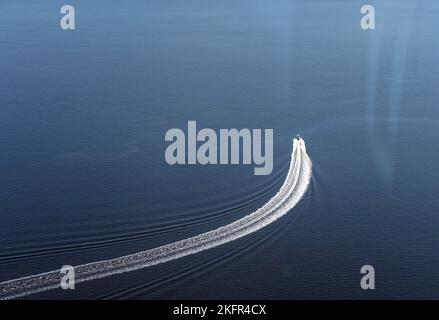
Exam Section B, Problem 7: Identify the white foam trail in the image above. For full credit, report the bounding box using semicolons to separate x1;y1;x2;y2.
0;138;312;300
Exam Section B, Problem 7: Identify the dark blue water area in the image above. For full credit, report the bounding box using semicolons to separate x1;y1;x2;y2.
1;0;439;298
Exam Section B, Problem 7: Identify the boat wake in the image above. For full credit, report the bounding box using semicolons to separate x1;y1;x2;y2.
0;137;312;299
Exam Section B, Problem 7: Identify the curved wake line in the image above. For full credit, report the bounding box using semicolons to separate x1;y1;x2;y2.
0;138;312;300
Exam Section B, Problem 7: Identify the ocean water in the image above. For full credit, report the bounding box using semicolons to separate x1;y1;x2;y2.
1;0;439;299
